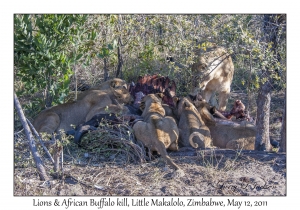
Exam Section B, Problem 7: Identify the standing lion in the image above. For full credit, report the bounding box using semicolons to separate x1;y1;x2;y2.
191;46;234;111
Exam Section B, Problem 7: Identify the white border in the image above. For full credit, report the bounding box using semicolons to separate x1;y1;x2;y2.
3;1;297;209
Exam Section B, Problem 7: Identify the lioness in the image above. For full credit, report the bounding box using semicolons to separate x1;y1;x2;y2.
132;94;184;176
85;104;131;120
68;78;128;102
90;78;127;90
191;46;234;111
192;98;256;150
33;86;132;135
176;97;213;149
207;120;256;150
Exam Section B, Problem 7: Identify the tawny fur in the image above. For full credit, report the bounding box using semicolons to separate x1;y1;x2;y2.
33;86;132;134
90;78;127;91
207;120;256;150
191;46;234;111
176;97;213;149
162;104;178;124
193;100;256;150
132;94;183;176
69;78;128;102
85;104;131;117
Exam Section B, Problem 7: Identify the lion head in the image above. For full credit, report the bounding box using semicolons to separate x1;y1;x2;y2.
110;86;134;105
139;93;164;112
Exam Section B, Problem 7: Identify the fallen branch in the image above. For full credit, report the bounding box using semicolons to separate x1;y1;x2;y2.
14;92;48;181
26;118;55;164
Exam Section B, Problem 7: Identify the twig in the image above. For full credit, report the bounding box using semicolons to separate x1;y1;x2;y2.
106;176;111;186
14;128;24;135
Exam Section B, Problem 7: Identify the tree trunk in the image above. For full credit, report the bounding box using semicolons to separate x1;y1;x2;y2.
255;81;272;151
14;92;49;181
280;96;286;152
255;14;285;151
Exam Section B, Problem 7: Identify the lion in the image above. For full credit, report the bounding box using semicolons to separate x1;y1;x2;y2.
132;93;184;177
162;104;178;124
90;78;127;90
207;120;256;150
33;86;133;135
191;46;234;111
68;104;142;144
175;97;213;149
192;97;256;150
84;104;131;119
68;78;128;102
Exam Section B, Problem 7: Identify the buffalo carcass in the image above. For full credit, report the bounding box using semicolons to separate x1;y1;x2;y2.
129;74;177;108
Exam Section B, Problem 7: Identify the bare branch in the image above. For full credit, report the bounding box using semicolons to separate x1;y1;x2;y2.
14;92;49;181
26;118;55;164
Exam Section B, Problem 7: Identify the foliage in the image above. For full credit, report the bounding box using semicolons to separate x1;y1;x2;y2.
14;14;89;110
14;14;286;113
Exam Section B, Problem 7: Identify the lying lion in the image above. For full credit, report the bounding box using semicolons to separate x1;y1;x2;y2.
192;98;256;150
132;93;184;177
90;78;127;90
33;86;132;135
68;78;128;102
85;104;131;118
191;46;234;111
175;97;213;149
208;120;256;150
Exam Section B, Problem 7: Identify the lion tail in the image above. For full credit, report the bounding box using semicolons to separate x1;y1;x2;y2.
189;132;205;149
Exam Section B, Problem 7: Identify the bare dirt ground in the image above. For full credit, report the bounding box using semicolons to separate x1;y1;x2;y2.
13;91;286;196
14;148;286;196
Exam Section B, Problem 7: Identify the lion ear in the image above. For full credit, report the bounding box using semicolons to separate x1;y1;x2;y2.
155;93;164;99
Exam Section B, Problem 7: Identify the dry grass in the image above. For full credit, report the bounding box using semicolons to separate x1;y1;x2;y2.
14;153;286;196
13;87;286;196
14;127;286;196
